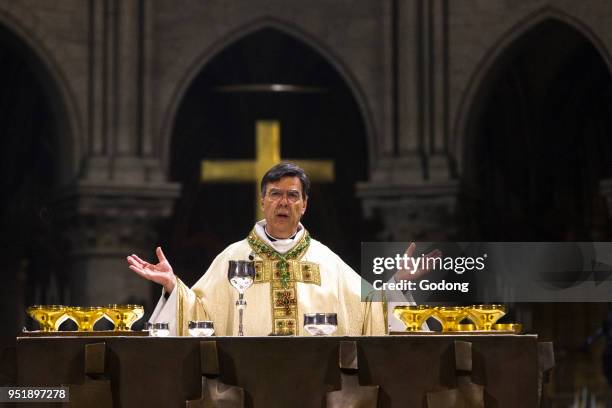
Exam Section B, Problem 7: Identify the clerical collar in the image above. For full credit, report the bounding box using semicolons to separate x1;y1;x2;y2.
254;220;305;254
264;226;298;242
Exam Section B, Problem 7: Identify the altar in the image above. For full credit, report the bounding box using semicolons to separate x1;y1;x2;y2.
11;334;547;407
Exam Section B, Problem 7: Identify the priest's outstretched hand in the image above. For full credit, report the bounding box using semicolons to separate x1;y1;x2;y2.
393;242;442;282
127;247;177;293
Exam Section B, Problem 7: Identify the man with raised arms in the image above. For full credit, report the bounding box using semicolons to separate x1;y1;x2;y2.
127;162;390;336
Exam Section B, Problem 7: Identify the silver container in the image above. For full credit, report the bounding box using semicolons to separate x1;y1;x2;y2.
303;313;337;336
149;322;170;337
188;320;215;337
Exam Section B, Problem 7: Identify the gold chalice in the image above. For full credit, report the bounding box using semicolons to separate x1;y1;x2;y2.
105;304;144;331
466;304;507;331
67;306;106;331
433;306;468;332
393;305;434;331
27;305;69;332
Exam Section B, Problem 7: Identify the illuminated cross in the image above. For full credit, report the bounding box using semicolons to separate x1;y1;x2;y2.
201;120;335;220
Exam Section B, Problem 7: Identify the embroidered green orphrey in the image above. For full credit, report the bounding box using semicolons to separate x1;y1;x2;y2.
247;231;311;288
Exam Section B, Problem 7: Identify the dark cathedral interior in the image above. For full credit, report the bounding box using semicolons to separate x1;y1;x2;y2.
1;0;612;406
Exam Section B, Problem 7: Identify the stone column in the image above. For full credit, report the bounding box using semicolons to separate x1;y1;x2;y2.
53;181;180;310
360;0;457;241
357;171;458;241
62;0;182;311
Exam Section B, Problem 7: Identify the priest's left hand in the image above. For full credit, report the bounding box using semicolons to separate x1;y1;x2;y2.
393;242;442;282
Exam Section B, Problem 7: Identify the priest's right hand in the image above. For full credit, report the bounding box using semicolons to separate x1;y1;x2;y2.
127;246;176;294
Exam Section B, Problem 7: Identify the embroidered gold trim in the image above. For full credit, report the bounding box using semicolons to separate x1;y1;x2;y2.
176;278;186;336
247;229;319;335
247;228;310;262
254;260;320;286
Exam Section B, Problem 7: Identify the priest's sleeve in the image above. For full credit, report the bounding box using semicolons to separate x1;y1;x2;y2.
335;256;388;336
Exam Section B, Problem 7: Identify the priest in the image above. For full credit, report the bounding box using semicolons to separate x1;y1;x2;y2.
127;162;389;336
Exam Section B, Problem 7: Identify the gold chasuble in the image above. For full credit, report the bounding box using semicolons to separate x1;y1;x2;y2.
169;222;386;336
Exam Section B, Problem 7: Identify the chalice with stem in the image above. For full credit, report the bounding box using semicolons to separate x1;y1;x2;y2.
228;260;256;336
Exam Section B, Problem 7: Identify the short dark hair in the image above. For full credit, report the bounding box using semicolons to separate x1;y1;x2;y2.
261;162;310;199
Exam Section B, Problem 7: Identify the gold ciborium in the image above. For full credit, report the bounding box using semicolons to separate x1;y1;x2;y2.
433;306;468;332
67;306;106;331
27;305;69;332
393;305;434;331
467;304;507;331
105;304;144;331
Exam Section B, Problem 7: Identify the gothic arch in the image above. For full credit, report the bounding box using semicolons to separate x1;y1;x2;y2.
0;6;81;183
160;17;376;173
452;6;612;177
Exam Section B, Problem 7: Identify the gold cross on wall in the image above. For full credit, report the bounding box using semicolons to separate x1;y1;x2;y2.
201;120;335;220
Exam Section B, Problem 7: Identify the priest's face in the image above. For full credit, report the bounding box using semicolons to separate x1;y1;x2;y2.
261;176;308;239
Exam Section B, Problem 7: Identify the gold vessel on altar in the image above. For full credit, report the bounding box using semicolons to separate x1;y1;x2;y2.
393;305;435;331
456;323;476;331
26;304;145;333
27;305;70;331
392;304;521;334
67;306;106;331
466;304;507;331
433;306;468;332
492;323;522;334
104;304;144;331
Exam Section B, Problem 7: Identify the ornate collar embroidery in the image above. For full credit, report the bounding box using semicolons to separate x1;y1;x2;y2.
247;228;311;288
